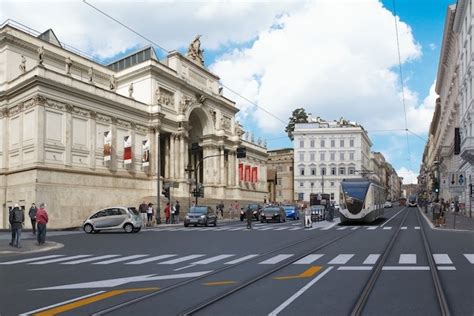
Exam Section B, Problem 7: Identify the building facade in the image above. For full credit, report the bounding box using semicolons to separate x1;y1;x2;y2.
293;117;372;203
267;148;294;203
0;22;268;228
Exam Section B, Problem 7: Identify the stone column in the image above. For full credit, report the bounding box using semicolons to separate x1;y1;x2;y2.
169;134;175;179
65;106;73;167
220;147;225;185
227;150;233;186
234;152;239;187
180;134;185;179
90;112;97;169
165;136;170;178
36;105;45;163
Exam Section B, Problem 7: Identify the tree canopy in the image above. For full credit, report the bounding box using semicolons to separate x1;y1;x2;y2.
285;108;309;141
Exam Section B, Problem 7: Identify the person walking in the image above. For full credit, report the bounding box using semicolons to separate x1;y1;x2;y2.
218;201;224;219
174;201;180;224
304;203;312;228
36;203;49;245
164;202;171;224
9;204;24;248
326;203;335;222
146;203;154;227
432;198;441;227
138;201;148;225
29;203;37;235
246;205;253;229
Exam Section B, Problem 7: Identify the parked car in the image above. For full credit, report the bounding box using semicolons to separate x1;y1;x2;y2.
184;206;217;227
240;203;262;221
384;201;393;208
83;206;142;234
282;205;300;220
260;206;286;223
310;205;326;221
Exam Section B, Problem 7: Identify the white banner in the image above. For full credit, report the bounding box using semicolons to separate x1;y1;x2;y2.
103;131;112;162
142;139;150;167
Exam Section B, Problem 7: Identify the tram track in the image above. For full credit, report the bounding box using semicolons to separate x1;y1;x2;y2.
350;207;451;316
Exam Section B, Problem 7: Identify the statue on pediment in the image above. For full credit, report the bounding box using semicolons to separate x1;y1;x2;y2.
65;57;73;75
179;95;193;114
37;46;44;65
19;55;26;73
128;82;134;98
109;74;117;90
186;35;204;66
88;66;94;83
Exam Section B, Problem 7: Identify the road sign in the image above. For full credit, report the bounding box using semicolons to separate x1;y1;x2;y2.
448;172;466;189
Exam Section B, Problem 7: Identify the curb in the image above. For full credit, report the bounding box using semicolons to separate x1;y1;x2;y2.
417;206;435;229
417;205;473;233
0;241;64;255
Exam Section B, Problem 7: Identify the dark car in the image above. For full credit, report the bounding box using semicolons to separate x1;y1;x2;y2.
260;206;286;223
184;206;217;227
310;205;326;222
240;203;262;221
282;205;300;220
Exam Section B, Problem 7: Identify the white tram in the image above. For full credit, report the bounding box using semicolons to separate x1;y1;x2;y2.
339;178;386;223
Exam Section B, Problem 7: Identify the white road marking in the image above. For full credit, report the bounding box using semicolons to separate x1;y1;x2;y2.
290;227;303;231
381;208;404;227
433;254;453;265
367;226;378;230
363;254;380;265
338;266;373;271
158;254;205;265
401;226;407;230
19;291;106;315
62;255;120;265
125;254;177;265
321;222;338;230
92;255;148;265
30;255;92;265
256;227;274;231
268;267;333;316
191;255;235;265
437;266;456;271
328;254;354;264
228;227;246;231
383;227;392;230
464;254;474;264
382;266;429;271
0;255;64;265
275;227;290;231
224;254;259;265
308;226;320;231
294;254;324;264
351;227;359;230
259;254;293;264
31;271;212;290
414;226;421;230
292;223;300;226
337;227;348;230
399;254;416;264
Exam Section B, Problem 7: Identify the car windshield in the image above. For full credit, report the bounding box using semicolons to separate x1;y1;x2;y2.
128;207;139;215
247;204;259;210
311;206;325;211
189;207;207;214
263;207;279;213
283;206;296;211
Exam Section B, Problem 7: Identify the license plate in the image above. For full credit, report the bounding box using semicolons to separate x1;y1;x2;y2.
190;219;198;223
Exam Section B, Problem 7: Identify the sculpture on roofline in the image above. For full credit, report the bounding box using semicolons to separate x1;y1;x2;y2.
186;35;204;66
37;46;44;65
88;66;94;83
65;57;72;75
128;82;134;98
19;55;26;73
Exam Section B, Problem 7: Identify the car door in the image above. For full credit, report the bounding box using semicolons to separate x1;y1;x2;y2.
109;208;127;227
92;209;109;228
207;207;216;223
100;208;123;229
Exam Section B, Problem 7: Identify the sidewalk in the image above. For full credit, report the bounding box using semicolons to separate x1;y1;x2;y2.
0;239;63;255
418;205;474;232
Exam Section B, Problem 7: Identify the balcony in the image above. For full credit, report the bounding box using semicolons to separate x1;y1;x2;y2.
460;136;474;163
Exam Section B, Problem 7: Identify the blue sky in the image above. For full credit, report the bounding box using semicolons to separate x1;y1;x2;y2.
1;0;455;183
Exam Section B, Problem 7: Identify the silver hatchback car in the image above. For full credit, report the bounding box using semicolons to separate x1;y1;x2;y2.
83;206;142;233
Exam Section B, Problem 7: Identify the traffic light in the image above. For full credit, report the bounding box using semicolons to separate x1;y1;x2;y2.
432;181;439;193
162;187;170;199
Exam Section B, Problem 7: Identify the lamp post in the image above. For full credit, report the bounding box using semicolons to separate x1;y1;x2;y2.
185;165;194;210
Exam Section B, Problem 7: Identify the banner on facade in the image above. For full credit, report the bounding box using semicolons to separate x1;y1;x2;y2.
103;131;112;162
245;165;251;182
251;167;258;183
123;136;132;164
239;163;244;181
142;139;150;167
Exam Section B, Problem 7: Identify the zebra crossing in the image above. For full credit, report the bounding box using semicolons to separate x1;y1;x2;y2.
1;252;472;270
148;225;423;232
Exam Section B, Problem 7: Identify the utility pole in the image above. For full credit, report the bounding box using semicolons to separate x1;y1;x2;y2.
155;129;161;224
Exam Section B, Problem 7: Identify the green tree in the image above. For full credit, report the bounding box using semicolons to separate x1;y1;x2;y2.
285;108;309;141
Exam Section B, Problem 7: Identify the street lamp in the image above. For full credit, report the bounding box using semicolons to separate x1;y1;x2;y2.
185;165;194;210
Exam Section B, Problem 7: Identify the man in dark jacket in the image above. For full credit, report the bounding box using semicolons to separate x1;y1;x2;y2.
29;203;37;235
246;205;253;229
9;204;24;248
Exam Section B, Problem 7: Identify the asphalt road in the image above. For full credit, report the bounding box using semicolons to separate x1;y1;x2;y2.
0;205;473;316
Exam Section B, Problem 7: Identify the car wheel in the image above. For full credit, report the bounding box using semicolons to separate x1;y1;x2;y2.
124;223;134;233
261;220;264;223
205;220;209;227
184;223;189;227
133;227;141;233
266;220;269;223
214;220;217;227
83;224;94;234
194;224;197;227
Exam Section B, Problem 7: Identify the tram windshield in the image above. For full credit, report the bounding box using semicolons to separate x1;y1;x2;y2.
341;181;370;214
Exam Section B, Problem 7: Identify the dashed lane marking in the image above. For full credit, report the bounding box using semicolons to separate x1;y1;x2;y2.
62;255;120;265
363;254;380;265
328;254;354;264
0;255;64;265
259;254;294;265
224;254;259;265
92;255;148;265
433;254;453;265
399;254;416;264
30;255;92;265
464;254;474;264
203;281;237;286
274;266;322;280
294;254;324;265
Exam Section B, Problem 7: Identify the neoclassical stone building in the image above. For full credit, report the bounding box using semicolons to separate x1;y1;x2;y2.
0;22;268;228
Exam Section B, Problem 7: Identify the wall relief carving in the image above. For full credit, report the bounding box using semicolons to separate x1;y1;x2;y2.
156;87;175;107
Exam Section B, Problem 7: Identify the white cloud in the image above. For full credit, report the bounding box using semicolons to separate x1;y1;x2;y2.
429;43;436;50
210;0;426;133
405;79;438;134
397;167;418;184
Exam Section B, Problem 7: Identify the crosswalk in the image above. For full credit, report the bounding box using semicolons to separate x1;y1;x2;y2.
148;225;423;232
1;253;472;270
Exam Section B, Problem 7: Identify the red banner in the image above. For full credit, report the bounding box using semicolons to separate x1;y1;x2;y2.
239;163;244;181
123;136;132;164
251;167;258;183
245;165;251;182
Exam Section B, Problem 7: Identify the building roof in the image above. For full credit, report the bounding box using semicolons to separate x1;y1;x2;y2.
107;45;158;72
37;28;62;48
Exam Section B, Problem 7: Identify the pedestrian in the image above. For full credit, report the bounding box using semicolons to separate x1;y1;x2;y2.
432;198;441;227
218;201;224;218
29;203;38;235
138;201;148;225
164;202;171;224
146;203;154;227
304;203;312;228
234;201;240;220
326;203;334;222
246;205;252;229
9;204;24;248
36;203;48;245
174;201;180;224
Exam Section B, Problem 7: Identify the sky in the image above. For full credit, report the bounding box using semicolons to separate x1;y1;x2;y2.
0;0;455;184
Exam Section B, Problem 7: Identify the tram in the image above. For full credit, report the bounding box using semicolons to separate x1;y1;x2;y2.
339;178;386;223
408;195;417;207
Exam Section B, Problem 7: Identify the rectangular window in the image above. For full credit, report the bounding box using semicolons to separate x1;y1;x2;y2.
331;140;335;147
299;182;304;187
278;190;282;197
349;167;355;175
320;153;325;161
277;178;282;185
321;167;326;175
300;140;304;148
300;168;305;176
331;167;336;175
330;152;335;161
310;140;315;148
340;139;344;147
299;153;305;161
330;182;335;187
310;182;314;188
339;167;345;175
330;193;334;200
350;139;354;147
310;153;315;161
349;152;354;160
289;166;293;171
321;140;325;147
340;152;344;161
311;168;316;176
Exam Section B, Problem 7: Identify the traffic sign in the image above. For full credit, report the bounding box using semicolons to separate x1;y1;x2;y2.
448;172;466;188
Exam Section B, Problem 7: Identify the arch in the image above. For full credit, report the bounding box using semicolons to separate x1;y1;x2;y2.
185;105;215;136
